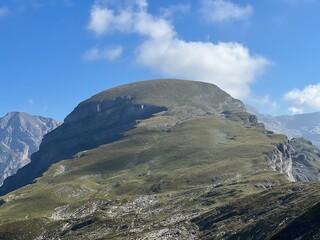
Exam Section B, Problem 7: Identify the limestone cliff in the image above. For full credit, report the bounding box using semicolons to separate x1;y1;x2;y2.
266;141;294;181
0;112;60;186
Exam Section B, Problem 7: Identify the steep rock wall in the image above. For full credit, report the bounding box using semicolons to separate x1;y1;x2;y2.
266;141;295;182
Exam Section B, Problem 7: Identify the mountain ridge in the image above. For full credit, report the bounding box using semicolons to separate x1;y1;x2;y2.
0;79;319;239
246;105;320;146
0;79;249;196
0;112;60;186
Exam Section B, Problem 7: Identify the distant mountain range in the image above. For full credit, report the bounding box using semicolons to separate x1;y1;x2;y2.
246;105;320;147
0;112;61;186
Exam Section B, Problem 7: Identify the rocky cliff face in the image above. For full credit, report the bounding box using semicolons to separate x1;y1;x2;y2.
265;137;320;182
289;138;320;182
0;112;60;186
247;105;320;182
266;141;294;182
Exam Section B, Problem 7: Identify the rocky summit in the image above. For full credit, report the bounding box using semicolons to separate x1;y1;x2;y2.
0;79;320;239
0;112;60;186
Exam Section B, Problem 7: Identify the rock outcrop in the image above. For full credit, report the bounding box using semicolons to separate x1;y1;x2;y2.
289;138;320;182
266;141;294;181
266;137;320;182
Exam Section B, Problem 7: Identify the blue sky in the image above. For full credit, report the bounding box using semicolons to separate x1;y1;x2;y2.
1;0;320;121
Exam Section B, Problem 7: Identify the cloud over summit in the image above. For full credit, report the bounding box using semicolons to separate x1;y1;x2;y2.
87;0;268;99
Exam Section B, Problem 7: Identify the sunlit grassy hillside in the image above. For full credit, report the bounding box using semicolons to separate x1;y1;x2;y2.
0;79;319;239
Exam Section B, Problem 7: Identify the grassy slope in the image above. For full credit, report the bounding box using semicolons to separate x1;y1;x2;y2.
68;79;244;122
0;111;304;239
0;80;319;239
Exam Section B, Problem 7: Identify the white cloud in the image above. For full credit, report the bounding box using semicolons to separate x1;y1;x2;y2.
133;12;175;39
284;83;320;113
88;7;115;36
136;0;148;10
245;95;278;115
87;1;268;99
288;107;303;114
200;0;253;23
88;0;152;36
159;4;191;18
137;39;267;98
260;95;278;109
88;5;175;39
83;46;123;61
0;7;9;17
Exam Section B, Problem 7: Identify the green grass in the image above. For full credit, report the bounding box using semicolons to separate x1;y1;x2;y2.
76;79;244;114
0;80;317;239
0;112;296;236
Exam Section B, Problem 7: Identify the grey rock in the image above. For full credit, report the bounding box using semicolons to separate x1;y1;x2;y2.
266;138;320;182
289;138;320;182
266;141;294;181
0;112;60;186
246;105;320;182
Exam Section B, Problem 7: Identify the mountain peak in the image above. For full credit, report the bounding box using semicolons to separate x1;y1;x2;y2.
0;112;27;127
84;79;243;109
0;112;59;129
0;79;249;196
65;79;244;123
0;112;61;186
0;80;320;239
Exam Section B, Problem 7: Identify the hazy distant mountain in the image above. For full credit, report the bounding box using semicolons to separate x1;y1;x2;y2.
0;112;61;186
246;105;320;146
